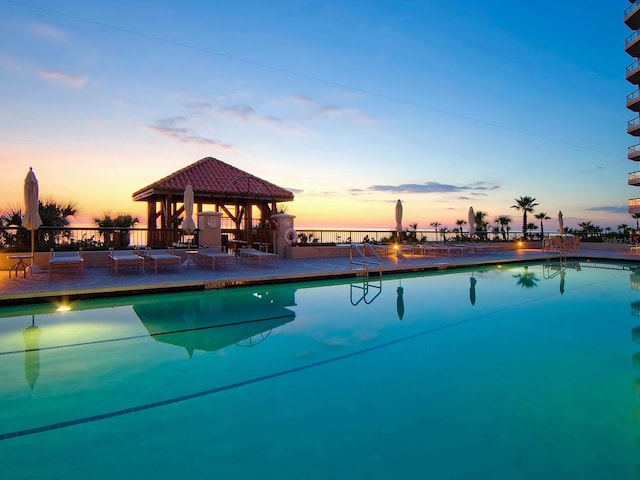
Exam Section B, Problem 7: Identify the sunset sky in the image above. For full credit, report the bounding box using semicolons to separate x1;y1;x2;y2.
0;0;635;232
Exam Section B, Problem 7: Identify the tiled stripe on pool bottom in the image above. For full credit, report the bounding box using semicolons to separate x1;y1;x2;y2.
0;314;294;356
0;312;496;442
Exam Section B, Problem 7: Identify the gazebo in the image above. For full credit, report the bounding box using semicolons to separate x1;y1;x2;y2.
132;157;294;248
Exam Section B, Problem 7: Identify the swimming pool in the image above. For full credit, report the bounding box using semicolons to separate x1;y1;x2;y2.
1;259;640;479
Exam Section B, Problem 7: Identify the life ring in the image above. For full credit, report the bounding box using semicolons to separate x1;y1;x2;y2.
283;227;298;245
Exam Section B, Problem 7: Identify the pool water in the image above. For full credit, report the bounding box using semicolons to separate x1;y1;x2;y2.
2;260;640;479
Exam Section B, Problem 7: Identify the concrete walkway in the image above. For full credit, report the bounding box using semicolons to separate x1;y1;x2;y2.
1;245;638;305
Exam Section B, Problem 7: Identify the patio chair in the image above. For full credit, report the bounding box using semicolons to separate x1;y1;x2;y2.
109;248;145;275
140;249;182;274
238;248;279;267
49;249;84;280
196;247;235;270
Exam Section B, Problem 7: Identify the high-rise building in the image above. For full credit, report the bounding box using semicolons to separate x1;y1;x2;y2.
625;1;640;214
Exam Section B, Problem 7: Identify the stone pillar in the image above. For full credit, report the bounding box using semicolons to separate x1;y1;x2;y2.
272;213;296;258
197;211;223;249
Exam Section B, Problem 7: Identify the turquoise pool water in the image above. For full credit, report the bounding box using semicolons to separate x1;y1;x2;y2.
2;259;640;479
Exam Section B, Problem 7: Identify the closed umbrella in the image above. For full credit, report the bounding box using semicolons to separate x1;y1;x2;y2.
468;206;476;239
183;183;196;234
395;199;403;241
558;210;564;235
23;167;42;272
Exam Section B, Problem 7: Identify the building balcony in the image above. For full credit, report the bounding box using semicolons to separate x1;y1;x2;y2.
629;198;640;215
629;116;640;136
630;171;640;186
629;90;640;112
627;60;640;84
625;1;640;30
630;145;640;161
626;30;640;57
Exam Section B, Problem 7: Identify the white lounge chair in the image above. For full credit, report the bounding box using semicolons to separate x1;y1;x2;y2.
238;248;279;267
140;250;182;274
197;247;235;270
49;249;84;280
109;248;144;275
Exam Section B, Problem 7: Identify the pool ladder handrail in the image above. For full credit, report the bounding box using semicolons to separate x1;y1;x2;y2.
349;243;382;277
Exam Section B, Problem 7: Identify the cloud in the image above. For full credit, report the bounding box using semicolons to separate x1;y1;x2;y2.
29;23;67;41
367;181;499;194
216;103;302;134
0;53;26;73
37;70;88;88
149;116;232;147
585;206;628;214
288;94;375;123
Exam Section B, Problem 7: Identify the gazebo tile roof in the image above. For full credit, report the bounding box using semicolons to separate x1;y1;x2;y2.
132;157;294;201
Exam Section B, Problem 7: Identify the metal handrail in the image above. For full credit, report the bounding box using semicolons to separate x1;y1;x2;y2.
627;59;639;74
625;1;640;18
626;30;640;46
628;90;640;103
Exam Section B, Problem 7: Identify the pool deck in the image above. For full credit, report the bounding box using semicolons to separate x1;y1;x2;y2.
1;245;638;305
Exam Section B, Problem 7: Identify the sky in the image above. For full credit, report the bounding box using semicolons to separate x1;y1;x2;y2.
0;0;635;232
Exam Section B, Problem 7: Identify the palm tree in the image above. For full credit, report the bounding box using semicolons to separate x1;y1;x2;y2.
94;213;140;248
511;196;538;240
534;212;550;240
474;211;489;240
495;215;512;241
430;221;441;241
455;219;467;236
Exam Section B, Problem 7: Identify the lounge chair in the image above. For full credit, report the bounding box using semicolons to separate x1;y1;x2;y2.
140;250;182;274
109;248;144;275
238;248;279;267
196;247;235;270
49;249;84;280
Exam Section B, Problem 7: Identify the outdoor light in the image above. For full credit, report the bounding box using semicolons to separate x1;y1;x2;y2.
56;305;71;312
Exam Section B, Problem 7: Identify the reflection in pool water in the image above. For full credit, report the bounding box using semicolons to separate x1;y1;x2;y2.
1;259;640;479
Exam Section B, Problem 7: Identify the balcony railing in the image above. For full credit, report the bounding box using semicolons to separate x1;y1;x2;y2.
0;226;527;253
629;144;640;161
629;171;640;184
625;2;640;17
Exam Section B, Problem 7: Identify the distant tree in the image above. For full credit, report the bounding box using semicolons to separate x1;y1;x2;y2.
474;211;489;240
618;224;631;239
511;196;538;240
534;212;550;240
430;221;441;241
94;213;140;248
578;221;603;239
455;219;467;235
495;215;512;241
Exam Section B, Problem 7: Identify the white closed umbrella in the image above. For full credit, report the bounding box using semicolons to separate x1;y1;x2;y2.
395;199;403;241
558;210;564;235
183;183;196;234
23;167;42;272
468;206;476;238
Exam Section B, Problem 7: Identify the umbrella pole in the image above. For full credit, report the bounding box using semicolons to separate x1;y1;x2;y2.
30;230;34;270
